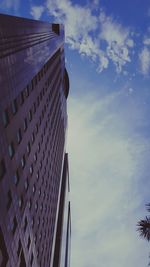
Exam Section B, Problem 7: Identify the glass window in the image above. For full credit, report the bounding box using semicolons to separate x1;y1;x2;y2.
12;217;17;235
8;143;15;159
40;203;43;211
29;165;33;175
30;253;33;266
32;185;35;194
36;249;39;257
23;118;27;132
38;189;41;197
36;171;39;180
35;201;38;211
24;217;27;232
25;86;29;97
39;233;42;240
24;179;28;191
12;99;17;115
13;170;19;185
0;159;6;180
21;155;25;169
18;197;23;209
29;109;32;121
28;200;32;210
2;110;9;127
20;91;24;105
17;240;22;257
20;250;26;267
33;102;36;113
27;142;31;155
31;218;34;228
38;143;40;152
27;236;31;250
31;80;34;91
31;132;35;144
34;153;37;162
35;123;38;134
7;190;12;210
34;234;37;244
17;129;22;144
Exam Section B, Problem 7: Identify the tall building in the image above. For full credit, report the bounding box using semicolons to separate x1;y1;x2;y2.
0;14;71;267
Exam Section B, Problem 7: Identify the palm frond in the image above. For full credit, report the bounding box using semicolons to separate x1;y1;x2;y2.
146;203;150;213
137;216;150;241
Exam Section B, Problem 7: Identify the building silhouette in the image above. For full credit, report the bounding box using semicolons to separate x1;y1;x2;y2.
0;14;71;267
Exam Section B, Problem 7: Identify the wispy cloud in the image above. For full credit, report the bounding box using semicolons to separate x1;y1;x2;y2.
40;0;134;73
99;12;134;73
139;47;150;76
67;90;150;267
30;5;45;20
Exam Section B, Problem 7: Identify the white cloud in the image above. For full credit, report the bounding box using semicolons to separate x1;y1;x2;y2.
46;0;134;73
143;37;150;46
30;5;45;20
139;47;150;76
67;90;150;267
99;12;133;72
0;0;20;11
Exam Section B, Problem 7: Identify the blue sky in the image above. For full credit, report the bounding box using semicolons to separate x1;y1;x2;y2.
1;0;150;266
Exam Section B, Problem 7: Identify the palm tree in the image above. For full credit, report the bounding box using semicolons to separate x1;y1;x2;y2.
137;204;150;266
137;216;150;241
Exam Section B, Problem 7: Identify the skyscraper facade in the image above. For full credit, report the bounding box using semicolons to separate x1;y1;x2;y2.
0;14;71;267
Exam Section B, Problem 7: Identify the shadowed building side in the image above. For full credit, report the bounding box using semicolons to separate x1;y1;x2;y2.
0;13;70;267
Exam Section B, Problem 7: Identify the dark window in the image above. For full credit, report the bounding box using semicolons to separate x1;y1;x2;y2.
13;170;19;185
31;132;35;144
17;129;22;144
17;240;22;257
30;253;34;266
35;201;38;211
34;153;37;162
21;155;25;169
20;91;24;105
0;160;6;180
24;217;27;232
27;236;31;250
18;196;23;209
20;250;26;267
36;171;39;180
38;143;40;152
33;102;36;113
6;190;12;210
40;203;43;211
24;179;28;191
12;99;17;115
2;110;9;127
29;109;32;121
12;217;17;235
35;123;38;134
32;185;35;194
27;142;31;155
28;200;32;210
23;118;27;132
29;165;33;175
25;86;29;97
8;143;15;159
31;80;34;91
37;96;40;106
0;227;8;267
31;218;34;228
35;75;38;86
39;233;42;240
34;234;37;244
